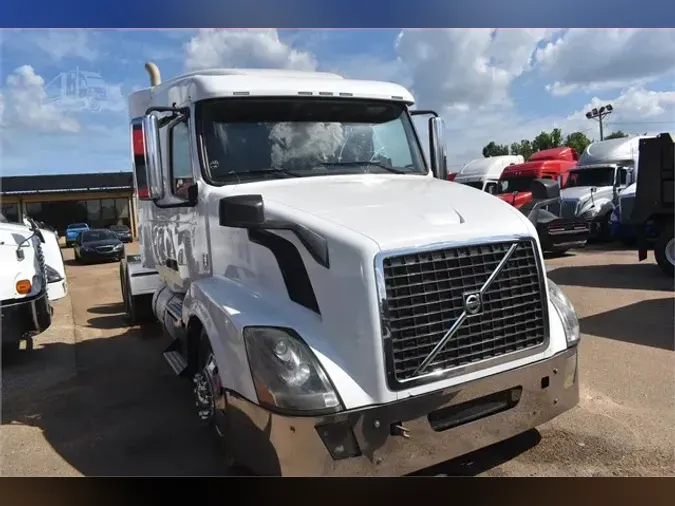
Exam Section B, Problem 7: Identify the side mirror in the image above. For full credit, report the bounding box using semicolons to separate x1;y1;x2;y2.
530;178;560;200
428;116;448;180
557;174;563;187
131;115;164;201
219;195;266;228
410;110;447;180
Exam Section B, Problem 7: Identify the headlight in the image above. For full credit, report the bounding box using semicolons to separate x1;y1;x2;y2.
243;327;343;415
45;265;63;283
578;206;598;220
548;279;580;347
114;243;124;250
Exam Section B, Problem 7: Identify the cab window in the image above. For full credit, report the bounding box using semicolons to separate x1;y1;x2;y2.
169;120;193;198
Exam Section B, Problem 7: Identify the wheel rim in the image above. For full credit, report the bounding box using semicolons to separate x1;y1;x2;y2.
193;352;226;437
665;237;675;267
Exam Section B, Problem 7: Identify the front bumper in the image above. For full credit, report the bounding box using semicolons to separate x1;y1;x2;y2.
0;290;52;345
80;248;124;262
536;219;590;252
225;347;579;476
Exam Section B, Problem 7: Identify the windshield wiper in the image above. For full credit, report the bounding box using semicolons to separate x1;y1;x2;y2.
319;161;409;174
228;168;303;179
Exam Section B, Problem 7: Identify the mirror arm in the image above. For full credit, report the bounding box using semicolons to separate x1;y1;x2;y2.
410;110;439;117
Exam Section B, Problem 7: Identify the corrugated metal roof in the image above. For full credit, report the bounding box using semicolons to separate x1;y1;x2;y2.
0;172;134;196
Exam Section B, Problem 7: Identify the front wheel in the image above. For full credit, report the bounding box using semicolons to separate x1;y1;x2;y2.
193;332;238;468
654;226;675;277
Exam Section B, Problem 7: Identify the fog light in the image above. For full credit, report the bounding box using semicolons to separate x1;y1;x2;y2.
315;421;361;460
564;353;577;389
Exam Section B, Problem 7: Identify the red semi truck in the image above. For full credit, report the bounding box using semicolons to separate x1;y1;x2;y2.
493;147;590;253
495;147;580;208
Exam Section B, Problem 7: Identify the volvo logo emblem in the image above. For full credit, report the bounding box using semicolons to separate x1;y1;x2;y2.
463;292;482;315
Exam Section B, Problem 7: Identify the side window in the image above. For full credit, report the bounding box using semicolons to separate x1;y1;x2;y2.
169;121;193;198
618;168;627;185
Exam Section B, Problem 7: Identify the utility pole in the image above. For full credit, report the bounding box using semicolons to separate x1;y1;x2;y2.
585;104;613;141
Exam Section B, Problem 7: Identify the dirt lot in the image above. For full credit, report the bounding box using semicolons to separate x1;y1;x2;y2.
1;243;673;476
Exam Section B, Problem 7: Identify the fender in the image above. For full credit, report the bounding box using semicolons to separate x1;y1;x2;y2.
182;275;376;411
592;200;616;222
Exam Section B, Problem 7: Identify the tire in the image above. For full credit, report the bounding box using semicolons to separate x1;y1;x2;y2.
654;226;675;277
193;331;238;468
597;212;613;242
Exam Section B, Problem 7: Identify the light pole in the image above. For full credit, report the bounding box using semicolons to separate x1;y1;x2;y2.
585;104;613;141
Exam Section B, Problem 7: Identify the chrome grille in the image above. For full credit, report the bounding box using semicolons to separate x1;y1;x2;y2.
560;200;579;219
96;245;114;253
620;196;635;225
379;239;548;389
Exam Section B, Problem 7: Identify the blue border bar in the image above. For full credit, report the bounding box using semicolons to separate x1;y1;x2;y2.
3;0;674;28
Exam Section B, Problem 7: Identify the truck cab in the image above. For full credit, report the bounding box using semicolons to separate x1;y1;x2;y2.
0;215;67;357
119;62;580;476
454;155;524;194
495;147;580;209
559;136;645;241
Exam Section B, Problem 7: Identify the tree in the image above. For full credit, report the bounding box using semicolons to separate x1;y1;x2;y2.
532;128;563;152
482;141;510;157
509;139;535;160
605;130;629;140
564;131;592;156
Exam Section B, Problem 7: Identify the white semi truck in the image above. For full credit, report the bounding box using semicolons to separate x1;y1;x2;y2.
119;62;581;476
453;155;524;194
559;136;648;241
0;215;68;356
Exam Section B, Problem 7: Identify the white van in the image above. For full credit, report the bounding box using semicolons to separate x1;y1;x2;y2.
454;155;524;194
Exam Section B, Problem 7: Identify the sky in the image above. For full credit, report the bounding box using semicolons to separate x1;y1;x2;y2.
1;28;674;176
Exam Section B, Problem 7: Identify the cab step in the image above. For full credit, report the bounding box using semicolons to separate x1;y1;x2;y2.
163;342;188;377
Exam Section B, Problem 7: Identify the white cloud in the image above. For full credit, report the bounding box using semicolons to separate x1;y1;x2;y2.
33;30;98;62
2;65;81;133
536;29;675;95
184;29;317;71
395;29;556;113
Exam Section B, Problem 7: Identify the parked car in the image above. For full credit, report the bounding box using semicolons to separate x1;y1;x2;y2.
65;223;89;247
109;224;133;243
73;229;125;263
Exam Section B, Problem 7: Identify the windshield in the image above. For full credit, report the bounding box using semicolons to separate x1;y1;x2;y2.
463;181;484;190
497;176;536;194
68;223;88;229
198;98;427;184
81;230;117;242
567;167;615;188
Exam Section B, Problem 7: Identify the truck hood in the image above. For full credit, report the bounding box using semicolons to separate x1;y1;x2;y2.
496;191;532;209
237;174;533;250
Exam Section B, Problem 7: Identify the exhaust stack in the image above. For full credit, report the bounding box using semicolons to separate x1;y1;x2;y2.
144;62;161;87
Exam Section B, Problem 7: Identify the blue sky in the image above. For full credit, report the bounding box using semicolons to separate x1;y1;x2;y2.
1;28;674;176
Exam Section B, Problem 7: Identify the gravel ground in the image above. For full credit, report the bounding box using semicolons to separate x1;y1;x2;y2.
1;243;673;477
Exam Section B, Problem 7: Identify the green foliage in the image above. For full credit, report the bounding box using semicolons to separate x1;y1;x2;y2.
604;130;629;139
483;128;593;160
482;141;510;157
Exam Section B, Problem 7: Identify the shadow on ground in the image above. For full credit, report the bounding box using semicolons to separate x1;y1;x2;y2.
1;302;546;477
580;297;675;351
549;263;674;292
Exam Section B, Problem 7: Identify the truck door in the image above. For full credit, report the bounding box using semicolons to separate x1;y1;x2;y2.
149;114;201;292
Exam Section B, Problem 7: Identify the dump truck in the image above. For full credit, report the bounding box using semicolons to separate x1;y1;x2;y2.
632;133;674;276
